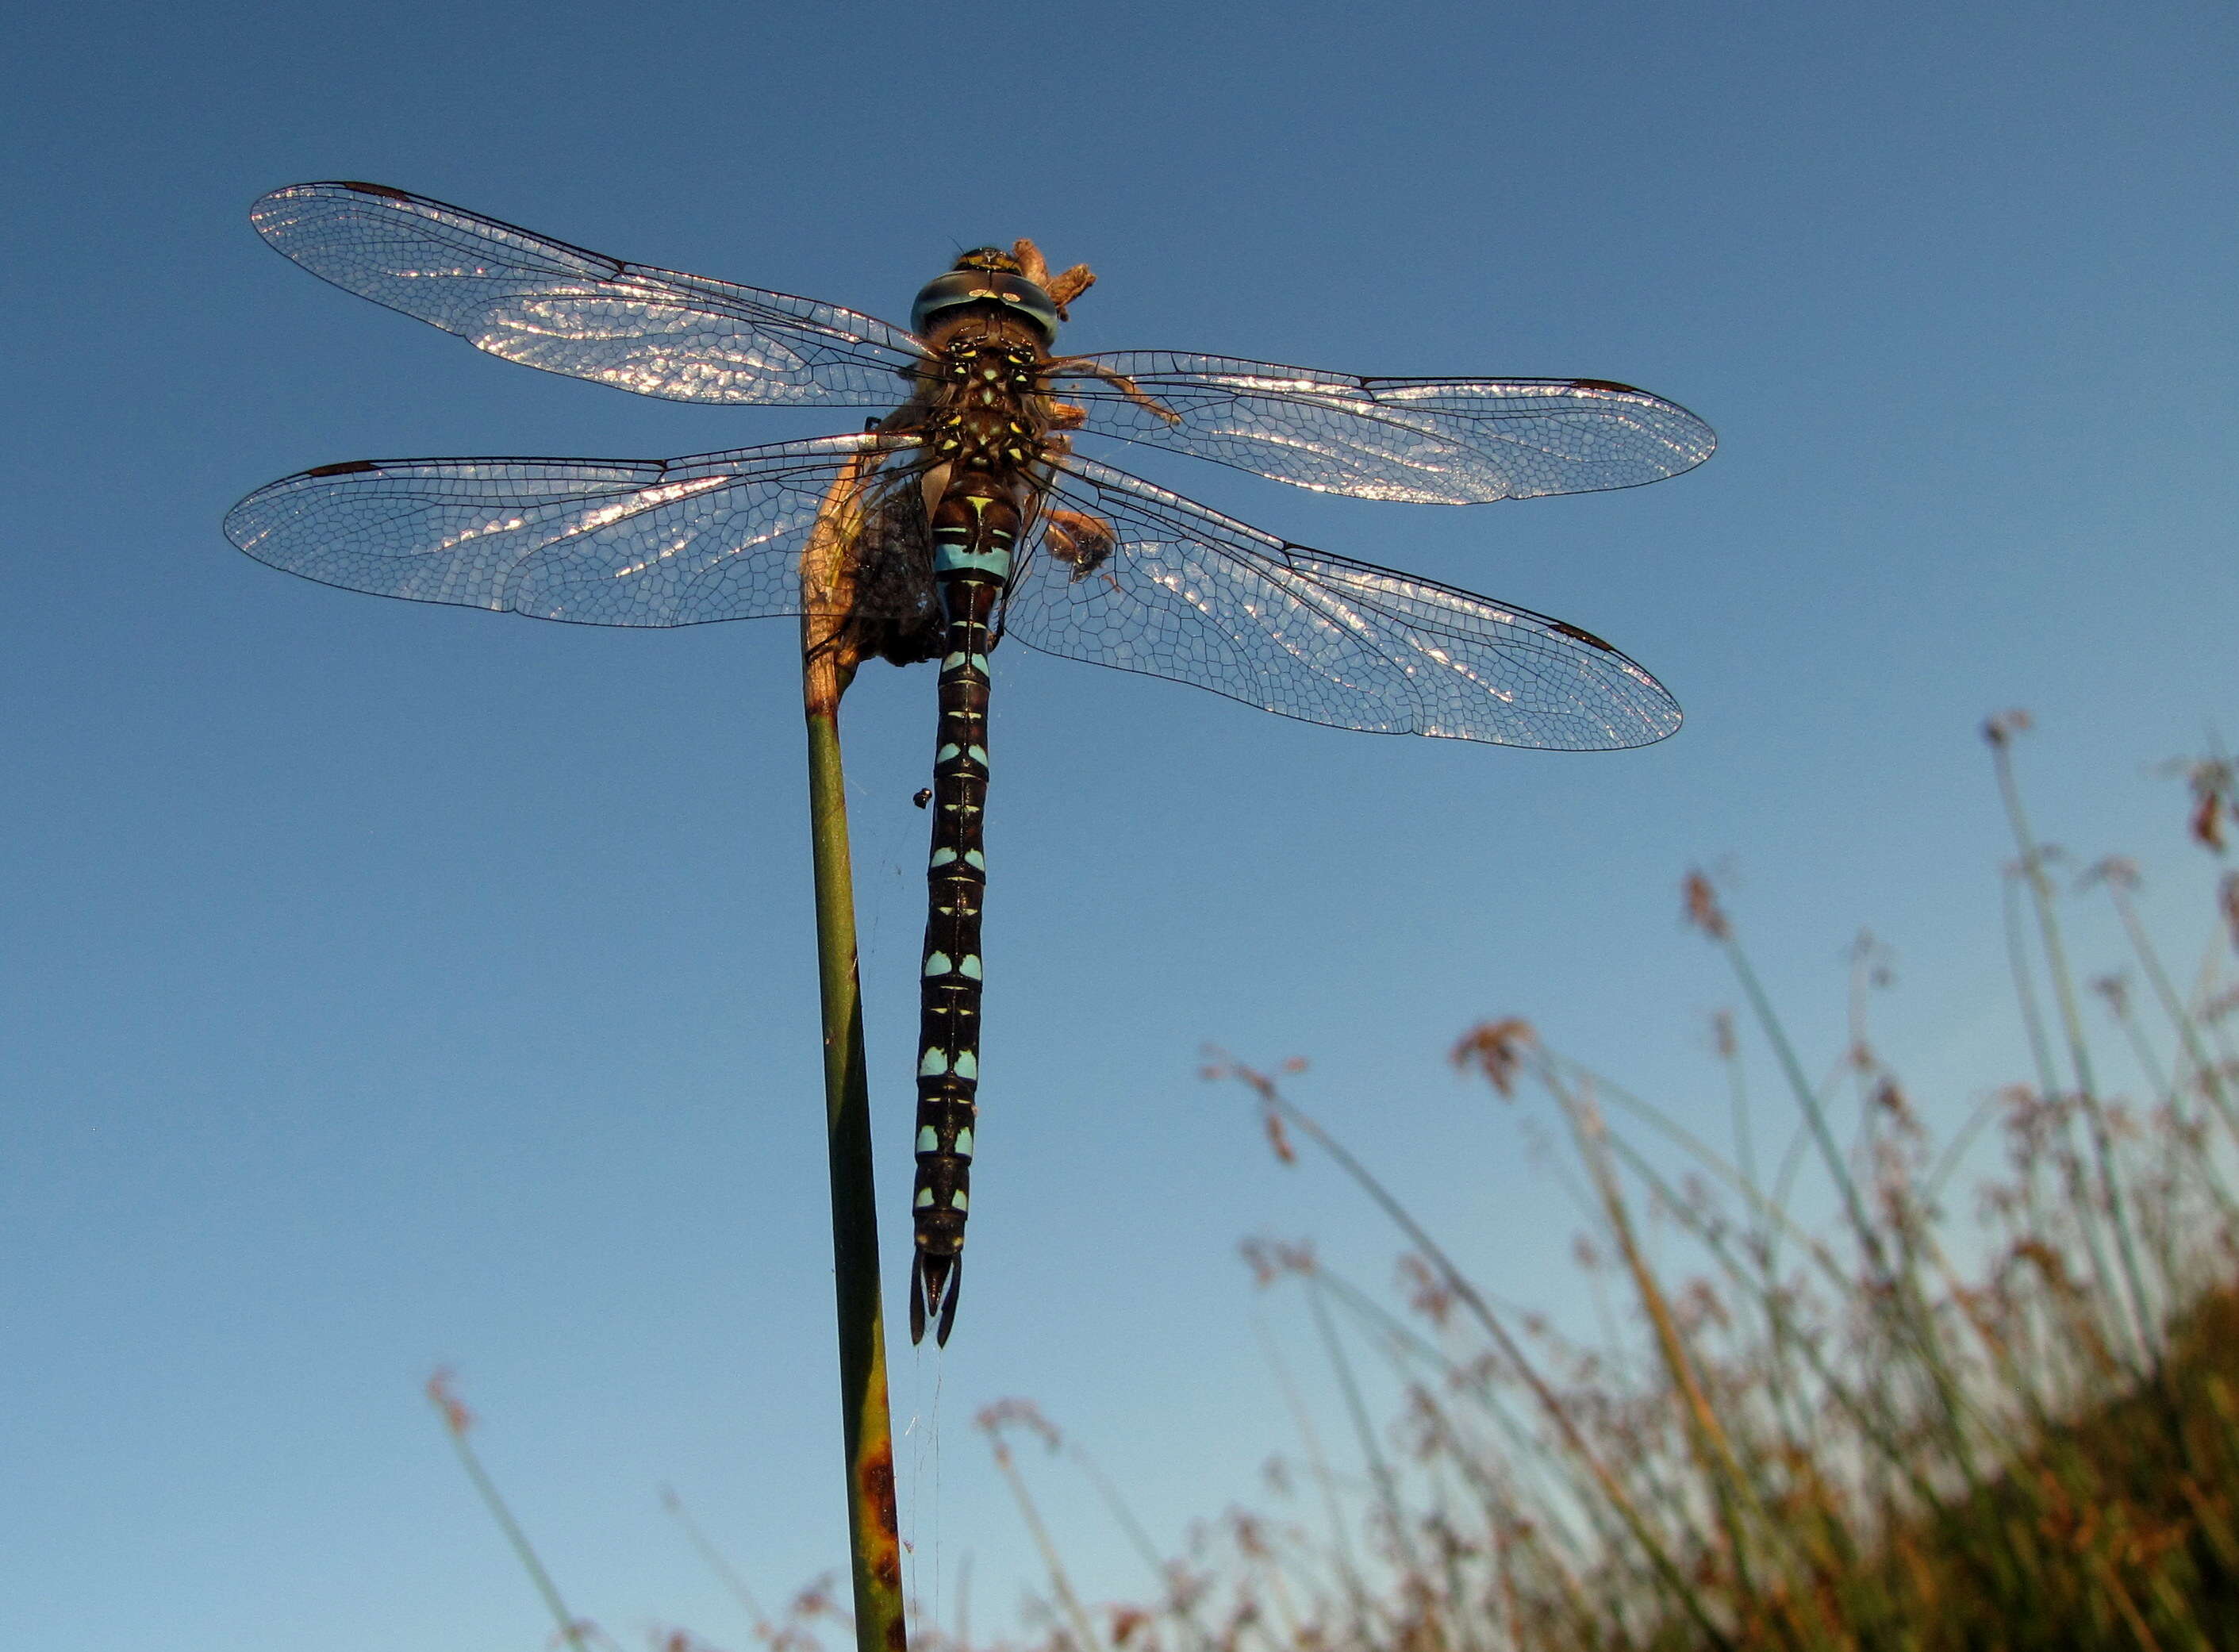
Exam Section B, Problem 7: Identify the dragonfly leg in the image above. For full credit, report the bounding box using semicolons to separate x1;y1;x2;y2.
1005;240;1095;317
1043;356;1182;425
1043;509;1118;578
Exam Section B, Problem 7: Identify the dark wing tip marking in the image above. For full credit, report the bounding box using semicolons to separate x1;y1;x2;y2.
299;459;379;478
1568;377;1648;395
1022;455;1684;750
281;180;631;280
1548;619;1615;651
252;182;910;402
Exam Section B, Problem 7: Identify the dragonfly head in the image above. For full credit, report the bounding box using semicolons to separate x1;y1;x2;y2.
912;251;1061;346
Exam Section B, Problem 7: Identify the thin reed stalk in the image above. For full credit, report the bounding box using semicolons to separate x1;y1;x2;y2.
1072;1435;1221;1652
801;459;906;1652
2095;863;2239;1148
662;1485;780;1643
1251;1310;1377;1640
1987;717;2159;1371
425;1372;602;1651
1687;875;1891;1296
978;1403;1106;1652
802;679;906;1652
1305;1272;1432;1603
1220;1057;1740;1652
1552;1081;1765;1589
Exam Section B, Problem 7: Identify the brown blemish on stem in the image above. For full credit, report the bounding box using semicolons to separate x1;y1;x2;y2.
857;1437;903;1587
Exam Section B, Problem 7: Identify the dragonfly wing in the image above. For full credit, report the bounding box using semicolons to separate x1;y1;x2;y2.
1003;456;1680;749
251;182;927;405
1050;352;1714;505
224;433;939;628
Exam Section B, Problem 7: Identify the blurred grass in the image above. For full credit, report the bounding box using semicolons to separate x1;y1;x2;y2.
441;719;2239;1652
965;719;2239;1652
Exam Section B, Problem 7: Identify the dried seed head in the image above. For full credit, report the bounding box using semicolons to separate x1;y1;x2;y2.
1239;1236;1278;1288
1400;1253;1454;1326
1450;1017;1534;1096
974;1397;1062;1450
425;1367;473;1435
1984;708;2034;747
1259;1102;1296;1165
2083;855;2141;891
1683;869;1730;940
2195;790;2226;851
2186;759;2235;853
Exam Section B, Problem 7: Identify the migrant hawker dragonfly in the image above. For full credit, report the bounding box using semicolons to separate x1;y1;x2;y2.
224;182;1714;1343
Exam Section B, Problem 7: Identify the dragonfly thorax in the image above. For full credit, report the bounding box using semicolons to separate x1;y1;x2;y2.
942;337;1039;390
919;340;1048;476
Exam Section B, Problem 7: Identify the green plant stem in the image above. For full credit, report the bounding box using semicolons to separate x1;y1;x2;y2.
2003;866;2123;1312
804;651;907;1652
662;1485;778;1642
1072;1438;1219;1652
1241;1067;1738;1652
1304;1262;1585;1524
1719;935;1892;1289
1253;1311;1371;1627
431;1396;594;1650
1306;1273;1432;1611
1990;737;2159;1372
2004;866;2066;1106
985;1428;1104;1652
2107;878;2239;1148
1585;1105;1953;1508
1719;935;1989;1460
1553;1082;1769;1612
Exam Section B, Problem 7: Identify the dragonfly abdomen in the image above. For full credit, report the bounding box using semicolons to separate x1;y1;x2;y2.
909;478;1021;1347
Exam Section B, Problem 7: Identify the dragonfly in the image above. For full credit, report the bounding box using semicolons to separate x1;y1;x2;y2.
225;182;1714;1345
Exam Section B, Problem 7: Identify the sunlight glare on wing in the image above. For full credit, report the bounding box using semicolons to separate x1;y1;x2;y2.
610;518;799;580
559;474;730;540
433;516;529;554
612;532;698;580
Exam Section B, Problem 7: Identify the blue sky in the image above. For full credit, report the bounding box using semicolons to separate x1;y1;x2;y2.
5;2;2235;1648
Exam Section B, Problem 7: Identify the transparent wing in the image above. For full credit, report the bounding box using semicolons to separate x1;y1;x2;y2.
1004;455;1680;748
251;182;927;405
1049;352;1714;505
223;433;941;628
